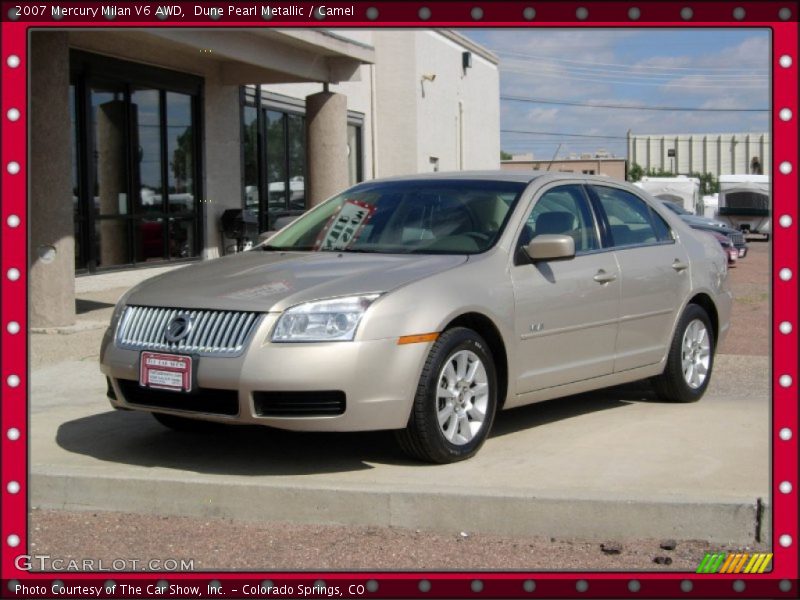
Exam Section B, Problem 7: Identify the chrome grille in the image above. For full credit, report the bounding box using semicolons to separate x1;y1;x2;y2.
116;306;262;357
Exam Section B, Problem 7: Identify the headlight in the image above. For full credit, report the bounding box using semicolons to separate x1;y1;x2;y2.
271;294;380;342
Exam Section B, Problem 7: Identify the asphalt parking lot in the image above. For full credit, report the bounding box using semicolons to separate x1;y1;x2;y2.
28;242;771;568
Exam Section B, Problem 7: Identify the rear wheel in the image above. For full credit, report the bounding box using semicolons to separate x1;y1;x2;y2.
151;412;221;432
395;327;497;463
651;304;715;403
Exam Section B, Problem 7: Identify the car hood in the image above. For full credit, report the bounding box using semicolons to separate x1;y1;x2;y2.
124;251;468;312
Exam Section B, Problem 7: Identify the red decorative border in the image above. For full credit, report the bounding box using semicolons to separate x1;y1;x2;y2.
1;2;797;598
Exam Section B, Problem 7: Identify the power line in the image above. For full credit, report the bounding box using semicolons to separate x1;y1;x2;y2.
501;95;769;113
503;141;625;146
500;58;767;82
500;65;766;88
503;129;631;140
496;49;767;73
501;129;772;143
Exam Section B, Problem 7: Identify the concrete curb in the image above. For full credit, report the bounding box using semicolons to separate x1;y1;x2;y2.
31;471;766;546
31;321;107;335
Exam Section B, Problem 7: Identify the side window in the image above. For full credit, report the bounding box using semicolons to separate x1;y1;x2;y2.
649;207;675;242
592;186;664;247
520;185;599;253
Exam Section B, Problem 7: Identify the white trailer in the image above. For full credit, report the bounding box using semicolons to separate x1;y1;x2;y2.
634;176;701;214
717;175;770;239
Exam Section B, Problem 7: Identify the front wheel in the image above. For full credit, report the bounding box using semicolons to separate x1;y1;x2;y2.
651;304;715;403
395;327;498;463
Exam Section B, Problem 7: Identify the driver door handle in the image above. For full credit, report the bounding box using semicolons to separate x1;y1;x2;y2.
672;260;689;272
593;269;617;284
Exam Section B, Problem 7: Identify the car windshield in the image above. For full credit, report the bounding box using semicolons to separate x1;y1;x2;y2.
263;180;526;254
661;201;691;215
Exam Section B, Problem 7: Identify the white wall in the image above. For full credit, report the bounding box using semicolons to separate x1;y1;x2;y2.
415;31;500;173
629;133;770;177
263;30;501;181
372;31;419;177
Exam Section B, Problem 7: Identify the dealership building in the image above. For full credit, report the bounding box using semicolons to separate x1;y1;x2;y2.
29;29;500;327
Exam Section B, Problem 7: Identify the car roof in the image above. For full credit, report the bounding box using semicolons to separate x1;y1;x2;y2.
362;170;622;186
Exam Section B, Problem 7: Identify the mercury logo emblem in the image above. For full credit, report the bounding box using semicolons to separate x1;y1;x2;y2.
164;314;193;342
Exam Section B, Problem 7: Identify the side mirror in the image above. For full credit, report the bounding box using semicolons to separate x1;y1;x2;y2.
524;234;576;262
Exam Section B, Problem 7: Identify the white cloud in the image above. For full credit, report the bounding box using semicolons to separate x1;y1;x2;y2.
469;29;771;158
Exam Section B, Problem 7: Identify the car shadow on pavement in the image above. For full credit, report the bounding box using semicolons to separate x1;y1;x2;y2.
490;380;661;438
54;380;663;473
55;410;412;475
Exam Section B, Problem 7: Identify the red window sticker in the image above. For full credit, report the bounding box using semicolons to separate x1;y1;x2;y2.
314;199;375;251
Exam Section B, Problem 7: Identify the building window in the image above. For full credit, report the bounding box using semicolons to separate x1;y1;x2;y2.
242;105;259;212
70;51;202;272
242;86;363;231
347;124;363;184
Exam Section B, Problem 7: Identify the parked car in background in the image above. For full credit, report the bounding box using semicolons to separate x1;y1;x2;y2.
660;200;748;259
101;172;732;463
703;229;739;266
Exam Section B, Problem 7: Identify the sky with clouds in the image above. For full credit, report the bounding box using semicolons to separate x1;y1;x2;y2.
459;28;770;160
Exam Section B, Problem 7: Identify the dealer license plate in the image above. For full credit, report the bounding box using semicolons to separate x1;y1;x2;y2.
139;352;192;393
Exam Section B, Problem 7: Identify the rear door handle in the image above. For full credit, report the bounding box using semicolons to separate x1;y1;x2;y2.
672;260;689;272
593;269;617;284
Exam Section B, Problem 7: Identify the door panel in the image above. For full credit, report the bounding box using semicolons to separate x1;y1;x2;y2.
512;253;621;393
511;183;619;394
587;184;691;371
613;244;690;371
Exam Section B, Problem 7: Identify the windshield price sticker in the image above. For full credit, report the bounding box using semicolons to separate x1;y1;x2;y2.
139;352;192;392
314;199;375;251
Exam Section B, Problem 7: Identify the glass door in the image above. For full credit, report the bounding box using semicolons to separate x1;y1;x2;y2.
131;86;165;263
89;80;132;269
165;91;196;259
74;69;200;272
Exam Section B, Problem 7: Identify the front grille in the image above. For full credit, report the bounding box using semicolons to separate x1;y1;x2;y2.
728;231;746;246
116;306;261;357
117;379;239;416
253;391;346;417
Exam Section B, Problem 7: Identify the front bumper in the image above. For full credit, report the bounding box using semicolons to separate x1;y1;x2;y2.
100;314;431;431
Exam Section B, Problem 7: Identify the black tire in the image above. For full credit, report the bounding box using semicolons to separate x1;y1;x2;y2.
151;412;221;432
395;327;498;463
651;304;715;403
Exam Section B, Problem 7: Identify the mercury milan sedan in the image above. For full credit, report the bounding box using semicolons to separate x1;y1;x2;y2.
101;172;731;463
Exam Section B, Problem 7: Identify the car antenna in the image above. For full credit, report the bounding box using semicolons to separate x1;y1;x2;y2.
546;143;562;171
